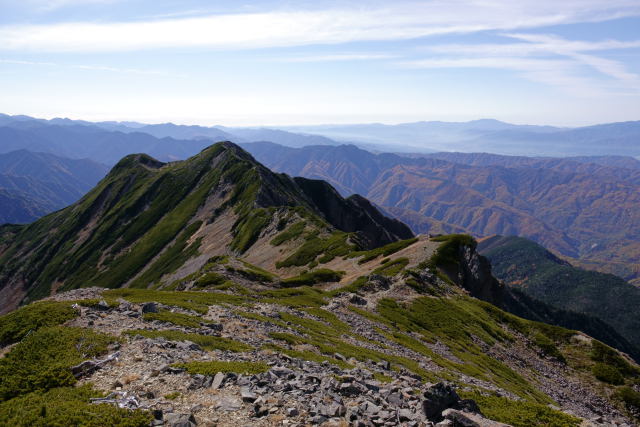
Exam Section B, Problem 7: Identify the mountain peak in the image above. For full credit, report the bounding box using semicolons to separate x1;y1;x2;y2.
0;142;413;312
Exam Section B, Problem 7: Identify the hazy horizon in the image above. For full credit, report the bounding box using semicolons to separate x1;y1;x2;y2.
3;112;635;130
1;1;638;127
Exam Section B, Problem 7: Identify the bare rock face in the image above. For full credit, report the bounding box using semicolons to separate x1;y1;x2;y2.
293;177;414;249
422;382;483;423
441;408;511;427
438;242;505;307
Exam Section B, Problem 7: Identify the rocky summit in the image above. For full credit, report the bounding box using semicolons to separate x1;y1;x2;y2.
1;143;640;427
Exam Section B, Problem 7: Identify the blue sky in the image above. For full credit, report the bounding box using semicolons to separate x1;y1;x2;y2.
0;0;638;126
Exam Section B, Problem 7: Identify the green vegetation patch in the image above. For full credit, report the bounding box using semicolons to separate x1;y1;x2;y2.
235;311;289;328
0;385;151;427
592;363;624;385
427;234;476;270
461;392;581;427
0;326;115;401
124;329;251;352
281;269;345;287
228;261;277;283
271;221;307;246
129;220;203;289
276;232;355;268
104;289;250;314
532;333;566;363
231;208;272;253
373;372;394;383
193;272;228;288
325;276;368;297
347;237;418;264
614;386;640;411
590;340;639;377
260;286;327;308
175;360;269;375
0;301;78;346
372;257;409;277
269;310;436;382
142;310;202;329
374;297;552;402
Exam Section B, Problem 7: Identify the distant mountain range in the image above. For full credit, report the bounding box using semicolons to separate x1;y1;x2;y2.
3;113;640;157
1;113;639;283
0;114;343;163
0;150;107;223
242;142;640;284
283;119;640;157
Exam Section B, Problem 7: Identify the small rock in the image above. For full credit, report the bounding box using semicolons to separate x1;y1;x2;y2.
188;374;206;390
339;382;365;397
240;387;258;403
177;340;202;352
211;372;225;389
96;300;111;311
201;322;223;331
152;409;164;420
349;294;367;305
310;415;327;424
365;402;381;416
254;404;269;418
398;408;415;422
286;407;299;417
71;360;99;378
164;413;196;427
422;382;460;421
142;302;159;313
271;366;295;378
441;408;509;427
215;396;242;412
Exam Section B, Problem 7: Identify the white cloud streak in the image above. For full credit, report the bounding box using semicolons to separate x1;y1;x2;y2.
0;1;639;52
277;53;397;62
0;58;163;75
403;32;640;94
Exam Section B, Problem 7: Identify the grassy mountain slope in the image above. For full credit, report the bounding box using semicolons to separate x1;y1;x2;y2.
479;235;640;354
0;142;412;313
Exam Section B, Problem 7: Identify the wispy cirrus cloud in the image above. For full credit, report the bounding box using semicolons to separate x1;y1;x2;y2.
15;0;124;12
0;1;639;52
402;32;640;95
276;53;397;63
0;58;163;75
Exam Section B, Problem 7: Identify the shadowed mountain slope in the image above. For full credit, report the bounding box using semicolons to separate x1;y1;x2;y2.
479;235;640;353
243;142;640;284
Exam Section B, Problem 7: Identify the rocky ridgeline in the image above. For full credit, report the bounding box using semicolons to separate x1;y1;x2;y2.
66;296;500;426
43;286;635;427
79;336;505;427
